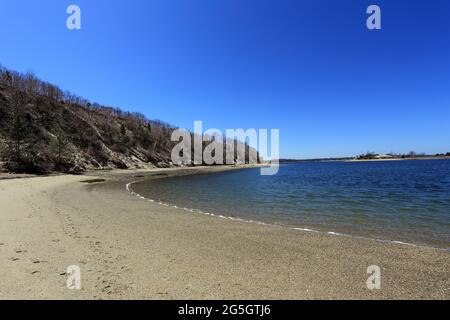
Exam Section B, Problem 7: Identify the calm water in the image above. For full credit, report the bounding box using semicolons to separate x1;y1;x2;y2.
132;160;450;249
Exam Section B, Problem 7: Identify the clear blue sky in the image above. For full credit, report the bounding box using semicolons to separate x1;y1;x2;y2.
1;0;449;158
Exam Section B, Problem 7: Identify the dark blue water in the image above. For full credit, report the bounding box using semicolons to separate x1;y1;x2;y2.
133;160;450;249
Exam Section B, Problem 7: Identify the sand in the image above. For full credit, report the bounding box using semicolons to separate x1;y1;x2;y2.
0;166;448;299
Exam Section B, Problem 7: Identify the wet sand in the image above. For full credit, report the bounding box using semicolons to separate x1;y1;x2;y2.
0;166;448;299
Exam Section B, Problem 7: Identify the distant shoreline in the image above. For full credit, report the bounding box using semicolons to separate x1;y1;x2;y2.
347;156;450;162
280;156;450;164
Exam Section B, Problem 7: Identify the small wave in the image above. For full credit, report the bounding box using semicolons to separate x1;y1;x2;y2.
292;227;319;233
125;181;448;252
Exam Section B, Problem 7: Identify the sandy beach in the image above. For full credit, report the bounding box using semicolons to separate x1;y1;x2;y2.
0;166;448;300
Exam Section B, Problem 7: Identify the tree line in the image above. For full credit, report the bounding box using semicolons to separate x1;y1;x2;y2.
356;151;450;160
0;65;257;174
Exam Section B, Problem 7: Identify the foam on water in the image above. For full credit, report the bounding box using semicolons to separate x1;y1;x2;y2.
125;180;448;251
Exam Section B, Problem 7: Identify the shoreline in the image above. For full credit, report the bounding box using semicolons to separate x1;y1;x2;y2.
346;157;450;162
126;179;448;252
0;166;449;299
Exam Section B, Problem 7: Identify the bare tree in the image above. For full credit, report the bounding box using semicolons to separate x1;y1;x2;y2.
8;91;31;163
